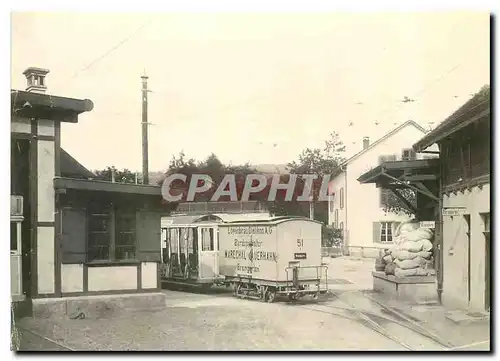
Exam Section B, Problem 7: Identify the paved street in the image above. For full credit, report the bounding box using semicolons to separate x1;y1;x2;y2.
14;257;490;351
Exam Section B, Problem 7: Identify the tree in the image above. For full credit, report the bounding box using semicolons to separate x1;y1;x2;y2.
94;166;138;184
158;152;264;203
266;131;346;224
382;188;417;217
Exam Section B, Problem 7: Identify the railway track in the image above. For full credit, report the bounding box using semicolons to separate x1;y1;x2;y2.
13;325;75;351
296;290;452;351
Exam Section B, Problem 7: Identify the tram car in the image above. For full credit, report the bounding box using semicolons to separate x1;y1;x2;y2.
160;213;272;288
160;214;225;288
218;217;328;302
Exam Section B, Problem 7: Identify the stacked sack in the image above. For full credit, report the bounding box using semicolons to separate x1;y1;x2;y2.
381;221;436;278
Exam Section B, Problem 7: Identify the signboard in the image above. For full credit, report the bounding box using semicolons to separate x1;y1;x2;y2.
419;221;435;229
294;253;307;260
442;208;466;216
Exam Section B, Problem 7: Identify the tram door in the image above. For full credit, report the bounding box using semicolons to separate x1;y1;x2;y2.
160;228;170;278
179;228;188;277
187;227;198;279
198;227;219;280
169;228;182;278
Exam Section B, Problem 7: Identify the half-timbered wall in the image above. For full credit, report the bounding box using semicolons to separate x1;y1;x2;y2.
440;116;490;188
439;115;490;312
11;115;59;298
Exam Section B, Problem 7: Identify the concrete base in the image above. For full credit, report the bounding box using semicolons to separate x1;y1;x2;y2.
372;271;438;304
32;292;167;320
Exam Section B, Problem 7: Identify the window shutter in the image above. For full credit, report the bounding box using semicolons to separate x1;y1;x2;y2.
392;222;402;237
61;207;87;264
373;222;381;243
136;211;161;262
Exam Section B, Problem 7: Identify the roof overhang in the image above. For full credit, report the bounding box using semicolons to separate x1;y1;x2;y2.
54;177;161;196
357;159;440;202
358;159;440;184
11;90;94;123
413;86;490;152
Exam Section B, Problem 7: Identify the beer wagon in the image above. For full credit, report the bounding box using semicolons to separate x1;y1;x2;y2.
218;216;328;303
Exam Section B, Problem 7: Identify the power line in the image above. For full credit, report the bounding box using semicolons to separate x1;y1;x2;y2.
87;60;468;137
370;62;462;124
71;18;154;79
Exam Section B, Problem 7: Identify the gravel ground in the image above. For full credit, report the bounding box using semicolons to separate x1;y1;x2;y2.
15;257;489;351
18;290;408;351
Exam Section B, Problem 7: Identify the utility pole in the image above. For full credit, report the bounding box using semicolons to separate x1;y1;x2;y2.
141;72;149;185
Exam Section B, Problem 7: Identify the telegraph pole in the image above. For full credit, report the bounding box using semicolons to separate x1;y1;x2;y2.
141;73;149;185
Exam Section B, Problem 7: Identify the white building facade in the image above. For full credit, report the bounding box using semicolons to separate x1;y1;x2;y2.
328;120;438;257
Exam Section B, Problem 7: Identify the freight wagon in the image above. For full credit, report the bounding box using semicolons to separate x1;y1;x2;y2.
218;217;328;302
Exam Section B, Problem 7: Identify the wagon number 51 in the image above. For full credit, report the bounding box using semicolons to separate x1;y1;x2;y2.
297;239;304;248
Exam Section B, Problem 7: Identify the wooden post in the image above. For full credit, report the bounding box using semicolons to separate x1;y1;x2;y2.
141;73;149;185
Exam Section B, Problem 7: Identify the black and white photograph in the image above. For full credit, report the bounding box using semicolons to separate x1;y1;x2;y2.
7;3;492;352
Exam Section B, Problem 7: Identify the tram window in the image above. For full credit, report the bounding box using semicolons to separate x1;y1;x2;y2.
202;228;214;251
180;228;188;253
209;228;215;251
187;228;194;253
170;228;179;253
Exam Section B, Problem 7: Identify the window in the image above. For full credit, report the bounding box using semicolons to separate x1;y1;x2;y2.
334;209;339;228
340;188;344;209
10;222;17;252
115;211;136;260
87;204;137;262
380;222;393;243
201;228;214;251
378;154;397;165
339;222;344;230
402;148;417;161
87;207;111;262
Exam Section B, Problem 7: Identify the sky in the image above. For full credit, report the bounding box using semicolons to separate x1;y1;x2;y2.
10;11;490;172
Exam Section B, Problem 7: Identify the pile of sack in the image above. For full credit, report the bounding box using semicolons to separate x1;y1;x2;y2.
379;221;436;278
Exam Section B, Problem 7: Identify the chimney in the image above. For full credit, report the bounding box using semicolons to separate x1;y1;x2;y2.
23;67;50;94
363;137;370;150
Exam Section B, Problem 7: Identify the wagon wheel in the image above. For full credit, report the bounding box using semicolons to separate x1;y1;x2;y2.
259;286;268;302
234;283;243;297
265;289;277;303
